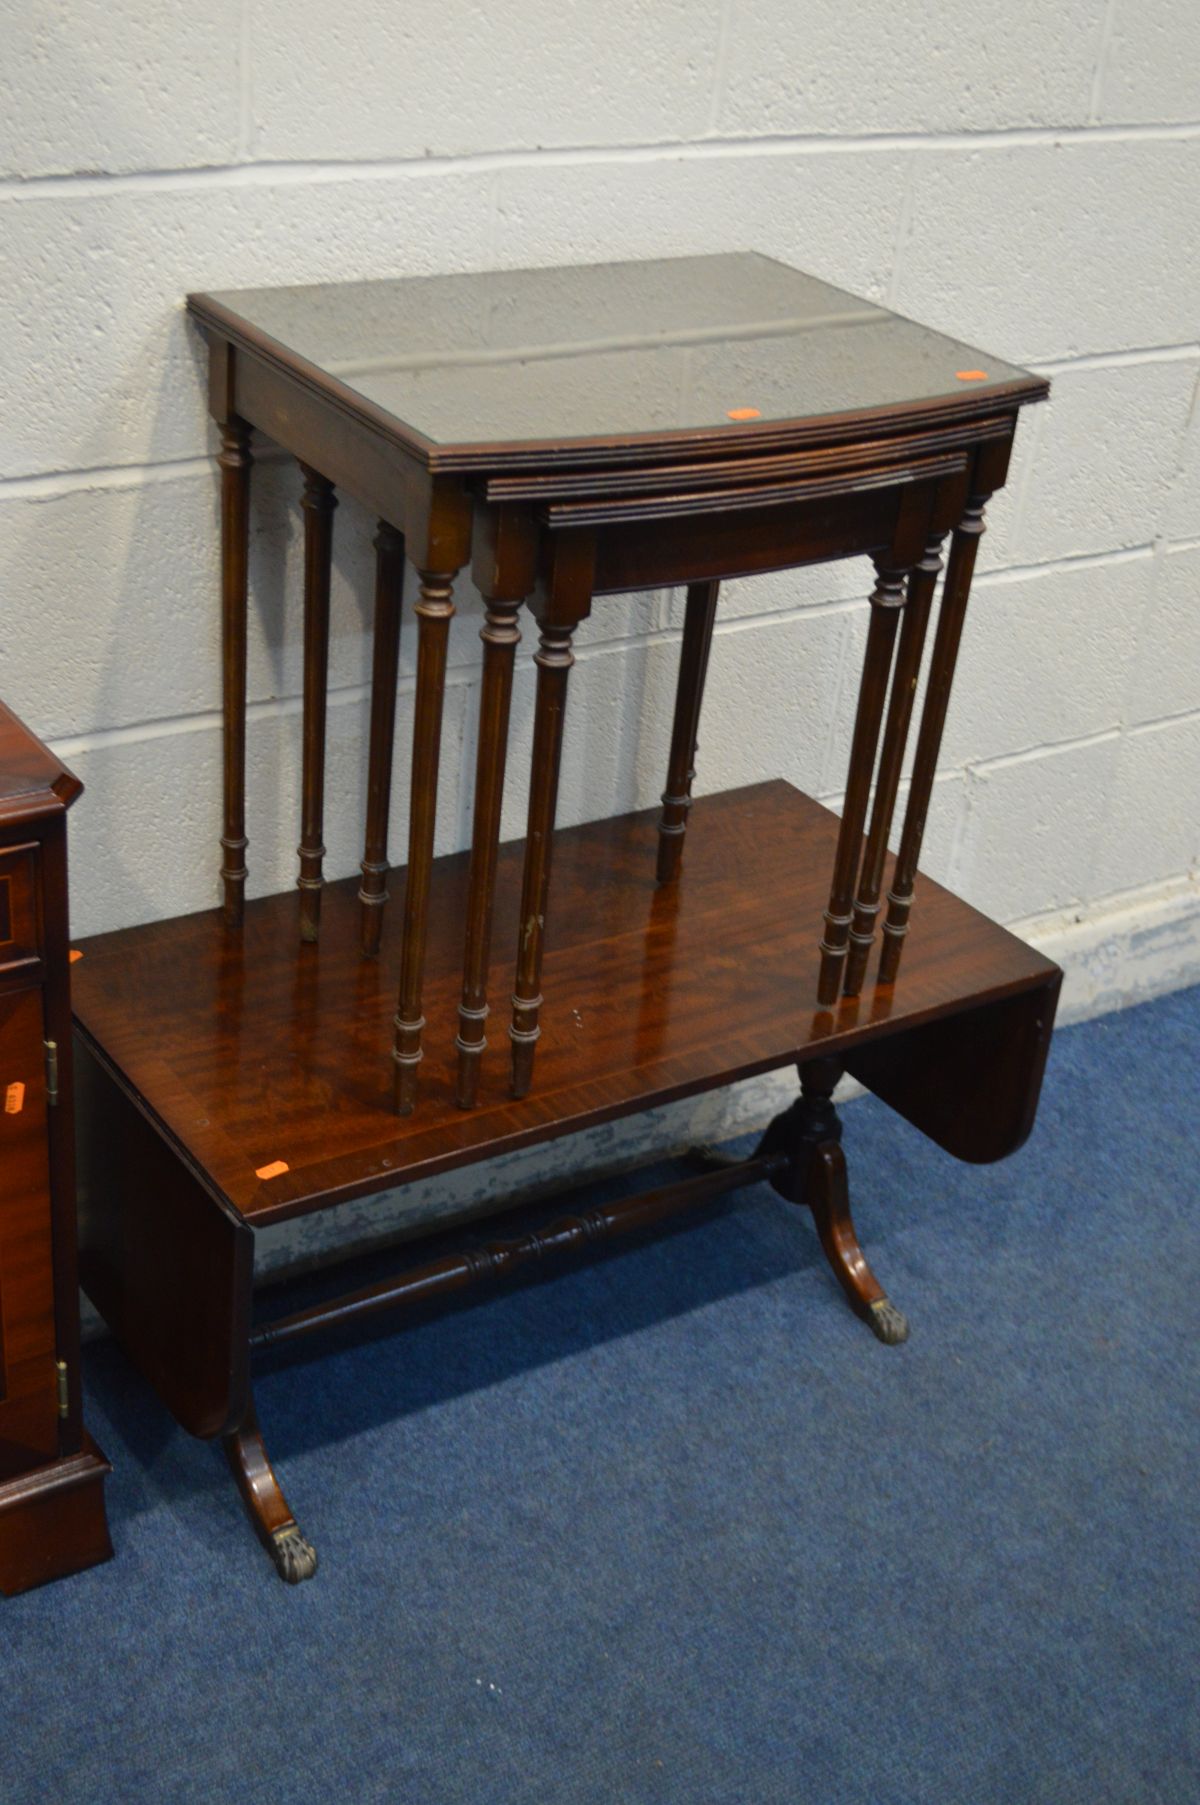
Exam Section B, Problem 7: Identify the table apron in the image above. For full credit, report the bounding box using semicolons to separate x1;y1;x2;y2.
588;473;961;593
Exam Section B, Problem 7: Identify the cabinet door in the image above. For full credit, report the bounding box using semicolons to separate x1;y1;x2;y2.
0;983;58;1481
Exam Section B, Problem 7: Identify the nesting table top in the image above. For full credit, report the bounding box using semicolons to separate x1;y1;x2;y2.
189;252;1046;472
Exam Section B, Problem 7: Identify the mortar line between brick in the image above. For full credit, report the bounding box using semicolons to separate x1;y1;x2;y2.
816;765;961;812
976;545;1154;585
3;119;1198;200
1088;0;1121;125
484;169;501;265
944;771;973;891
237;0;253;160
0;447;288;501
971;727;1122;776
1169;363;1200;468
706;0;736;131
1036;343;1200;373
45;665;479;759
1126;704;1200;740
999;395;1043;559
885;157;916;308
1150;365;1200;559
820;612;859;796
597;544;1160;644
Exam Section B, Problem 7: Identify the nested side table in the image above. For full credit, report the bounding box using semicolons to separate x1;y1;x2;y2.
74;255;1060;1581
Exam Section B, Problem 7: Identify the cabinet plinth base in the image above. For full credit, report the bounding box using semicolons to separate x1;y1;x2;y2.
0;1439;113;1597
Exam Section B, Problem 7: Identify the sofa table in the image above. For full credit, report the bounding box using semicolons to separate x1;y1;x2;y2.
74;254;1059;1582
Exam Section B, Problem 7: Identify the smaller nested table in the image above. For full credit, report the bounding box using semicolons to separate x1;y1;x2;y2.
74;255;1059;1583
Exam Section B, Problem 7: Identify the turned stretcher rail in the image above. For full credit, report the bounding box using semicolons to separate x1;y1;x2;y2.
250;1152;788;1350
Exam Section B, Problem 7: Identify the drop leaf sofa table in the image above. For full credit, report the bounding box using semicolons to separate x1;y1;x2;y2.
72;254;1060;1584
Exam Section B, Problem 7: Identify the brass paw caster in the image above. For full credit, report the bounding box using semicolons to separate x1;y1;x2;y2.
271;1524;318;1584
868;1297;910;1345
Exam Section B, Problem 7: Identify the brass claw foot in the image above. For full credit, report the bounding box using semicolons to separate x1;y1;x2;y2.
868;1297;910;1346
271;1523;319;1585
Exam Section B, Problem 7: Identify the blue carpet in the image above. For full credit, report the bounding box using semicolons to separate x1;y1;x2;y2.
4;987;1198;1803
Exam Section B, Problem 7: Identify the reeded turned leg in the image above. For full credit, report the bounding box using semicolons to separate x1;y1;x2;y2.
392;570;456;1114
297;466;337;942
879;494;989;986
510;619;578;1100
843;536;944;995
359;522;405;957
456;598;522;1107
817;560;908;1005
223;1394;317;1584
218;418;252;928
657;578;720;885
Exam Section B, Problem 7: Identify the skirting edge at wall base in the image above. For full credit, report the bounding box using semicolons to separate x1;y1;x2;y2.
1015;874;1200;1028
78;874;1200;1336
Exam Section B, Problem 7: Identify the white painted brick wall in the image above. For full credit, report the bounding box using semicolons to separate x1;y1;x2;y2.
2;4;1198;1253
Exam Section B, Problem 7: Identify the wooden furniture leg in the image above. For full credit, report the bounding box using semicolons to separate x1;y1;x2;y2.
656;579;720;884
510;614;580;1098
806;1141;909;1344
758;1058;909;1344
297;466;337;942
218;416;252;928
879;494;989;985
843;536;944;995
223;1393;317;1584
505;584;588;1097
817;560;907;1004
359;522;405;957
456;597;523;1106
392;569;456;1113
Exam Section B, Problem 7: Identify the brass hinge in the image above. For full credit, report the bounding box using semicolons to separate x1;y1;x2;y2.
44;1039;59;1107
55;1359;70;1418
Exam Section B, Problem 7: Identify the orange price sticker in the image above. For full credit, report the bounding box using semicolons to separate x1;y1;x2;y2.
955;369;988;381
726;406;762;421
255;1159;289;1181
5;1081;26;1115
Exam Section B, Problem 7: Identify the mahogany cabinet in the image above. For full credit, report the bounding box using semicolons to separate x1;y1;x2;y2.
0;702;111;1595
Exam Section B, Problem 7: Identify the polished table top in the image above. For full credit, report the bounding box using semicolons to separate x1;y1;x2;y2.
189;253;1047;470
